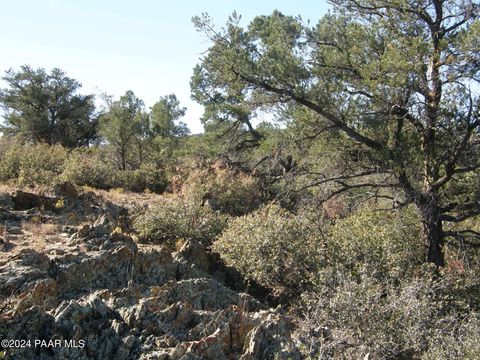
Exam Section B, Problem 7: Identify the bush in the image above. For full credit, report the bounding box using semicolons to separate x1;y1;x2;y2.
423;314;480;360
18;144;67;185
0;141;67;185
113;163;168;193
61;148;116;189
212;203;323;298
134;198;229;246
0;139;22;182
292;207;480;359
62;149;168;193
178;159;263;215
296;268;480;359
326;206;424;280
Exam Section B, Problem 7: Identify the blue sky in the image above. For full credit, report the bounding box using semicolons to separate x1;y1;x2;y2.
0;0;330;133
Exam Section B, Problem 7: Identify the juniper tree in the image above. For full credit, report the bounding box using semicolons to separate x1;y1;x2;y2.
99;90;147;170
0;65;97;147
192;1;480;266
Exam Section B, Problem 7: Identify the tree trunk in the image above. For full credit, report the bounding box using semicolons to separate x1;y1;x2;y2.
120;147;127;171
423;215;445;267
418;197;445;267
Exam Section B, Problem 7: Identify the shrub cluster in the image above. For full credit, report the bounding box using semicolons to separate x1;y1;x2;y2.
212;205;422;301
134;198;229;247
113;163;168;193
61;148;116;189
212;203;323;298
295;267;480;359
287;207;480;359
326;206;424;280
0;141;67;185
63;151;168;193
0;140;168;193
178;159;262;216
211;203;480;358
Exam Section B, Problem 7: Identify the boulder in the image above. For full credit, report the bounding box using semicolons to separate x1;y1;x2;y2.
13;190;56;211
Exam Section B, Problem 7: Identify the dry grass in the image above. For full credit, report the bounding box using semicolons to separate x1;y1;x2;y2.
0;183;53;196
82;185;163;210
54;211;82;226
2;223;60;259
22;222;57;236
0;183;19;194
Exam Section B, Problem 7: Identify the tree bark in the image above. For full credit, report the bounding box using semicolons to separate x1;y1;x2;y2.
423;216;445;267
418;196;445;267
120;146;127;171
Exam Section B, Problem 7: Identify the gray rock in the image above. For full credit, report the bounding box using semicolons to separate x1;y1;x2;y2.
0;188;301;360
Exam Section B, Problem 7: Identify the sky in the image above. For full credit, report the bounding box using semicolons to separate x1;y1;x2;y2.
0;0;330;133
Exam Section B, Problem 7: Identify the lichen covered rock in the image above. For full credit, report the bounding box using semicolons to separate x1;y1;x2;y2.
0;188;300;359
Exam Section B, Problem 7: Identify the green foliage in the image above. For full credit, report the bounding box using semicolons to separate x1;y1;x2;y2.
0;139;22;181
61;148;168;192
172;134;221;158
99;91;190;170
134;198;229;246
61;148;116;189
17;144;67;186
192;2;480;267
99;90;148;170
0;141;67;185
0;141;168;193
294;206;480;359
150;94;189;139
0;65;97;147
423;314;480;360
113;163;168;193
327;206;424;280
212;203;323;298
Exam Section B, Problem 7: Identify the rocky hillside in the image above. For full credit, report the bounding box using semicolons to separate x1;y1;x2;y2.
0;185;301;359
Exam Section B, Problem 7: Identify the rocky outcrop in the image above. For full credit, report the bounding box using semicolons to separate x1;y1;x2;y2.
0;187;301;359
